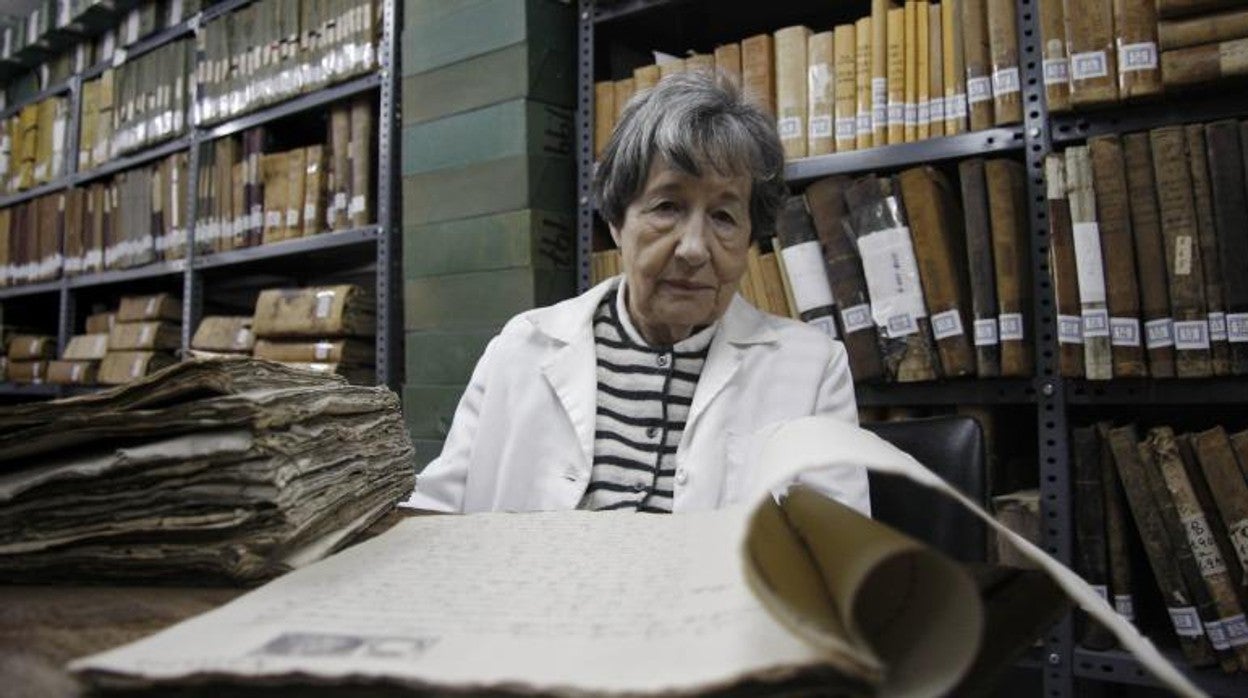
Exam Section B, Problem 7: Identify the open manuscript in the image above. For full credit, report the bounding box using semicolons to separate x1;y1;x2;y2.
73;419;1205;697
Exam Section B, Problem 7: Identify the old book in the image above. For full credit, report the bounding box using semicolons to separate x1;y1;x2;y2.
856;16;875;149
1046;155;1085;378
958;158;1002;377
108;321;182;351
1151;127;1213;377
904;1;919;142
886;8;906;144
8;361;48;384
713;44;741;90
1065;146;1113;380
98;351;177;385
985;159;1032;377
686;53;714;74
117;294;181;323
1158;0;1245;20
927;6;944;138
86;312;117;335
1190;427;1248;601
633;64;661;92
917;2;934;140
757;251;791;318
834;24;858;153
898;167;975;377
1072;426;1116;650
986;0;1022;125
804;176;886;382
252;285;376;338
1176;433;1245;598
808;31;835;157
8;335;55;361
191;316;254;354
741;34;776;118
942;0;968;133
63;334;110;361
775;26;811;160
1088;136;1147;377
286;148;307;240
302;145;326;237
46;359;98;386
1107;426;1218;668
270;361;376;385
261;152;289;245
1063;0;1119;106
1113;0;1162;98
1038;0;1071;113
1232;430;1248;484
962;0;994;130
593;82;614;160
1160;38;1248;87
1122;134;1176;378
349;98;373;229
1149;426;1248;668
1186;125;1231;376
1204;121;1248;375
773;197;839;337
844;175;939;382
613;79;636;123
328;105;351;231
1095;423;1139;631
871;0;890;146
253;339;374;365
1159;8;1248;50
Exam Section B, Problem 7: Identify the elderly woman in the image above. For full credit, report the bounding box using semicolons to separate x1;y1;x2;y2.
405;71;868;514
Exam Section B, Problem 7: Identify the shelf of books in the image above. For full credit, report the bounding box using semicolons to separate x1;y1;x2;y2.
1075;647;1248;696
0;0;400;396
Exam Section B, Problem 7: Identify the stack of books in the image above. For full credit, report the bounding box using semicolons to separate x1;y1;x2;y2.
250;284;376;385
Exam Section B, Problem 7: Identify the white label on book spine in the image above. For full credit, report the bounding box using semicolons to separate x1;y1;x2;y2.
1168;606;1203;638
991;67;1020;95
314;291;335;319
71;363;82;382
315;342;333;361
904;104;917;127
1071;51;1109;81
1145;318;1174;349
1174;235;1193;276
916;101;930;126
1174;320;1210;350
265;211;282;228
1058;315;1084;344
305;204;317;224
835;117;856;140
871;77;887;128
974;318;999;347
779;241;835;314
1110;317;1141;347
946;93;968;119
840;303;873;334
1043;58;1070;85
287;209;300;227
856;111;872;137
809;115;833;140
887;102;904;124
966;76;992;104
1119;42;1158;72
930;309;964;340
235;328;251;349
1223;615;1248;647
1092;584;1108;602
929;97;944;124
349;195;366;217
808;315;838;338
145;297;158;317
130;355;143;378
1182;512;1227;577
777;117;801;140
1226;312;1248;342
1082;309;1110;338
1114;595;1135;622
1072;223;1108;305
1209;312;1228;342
139;324;153;346
856;225;927;339
998;313;1025;341
1206;619;1231;651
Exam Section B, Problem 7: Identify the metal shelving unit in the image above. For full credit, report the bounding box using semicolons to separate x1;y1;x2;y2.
784;127;1025;184
0;0;402;392
856;379;1037;407
1075;648;1247;697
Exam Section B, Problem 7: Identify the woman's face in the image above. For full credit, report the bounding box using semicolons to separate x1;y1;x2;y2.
611;160;753;345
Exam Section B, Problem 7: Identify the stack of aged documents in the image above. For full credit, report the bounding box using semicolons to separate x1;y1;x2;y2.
0;358;415;584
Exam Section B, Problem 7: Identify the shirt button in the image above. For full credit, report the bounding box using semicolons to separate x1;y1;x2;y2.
656;353;669;367
646;426;658;438
675;469;689;485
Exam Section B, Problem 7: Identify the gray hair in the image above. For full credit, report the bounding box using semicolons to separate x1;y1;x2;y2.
594;70;787;237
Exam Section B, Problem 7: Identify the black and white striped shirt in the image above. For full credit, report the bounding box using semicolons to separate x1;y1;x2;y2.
578;285;717;513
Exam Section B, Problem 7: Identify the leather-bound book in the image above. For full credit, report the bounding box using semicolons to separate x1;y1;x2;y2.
808;30;835;157
844;175;939;382
1063;0;1119;106
775;26;811;160
1204;121;1248;374
942;0;968;134
1159;8;1248;50
1189;427;1248;598
1229;429;1248;491
898;166;975;377
986;0;1022;125
1088;136;1147;377
835;24;859;153
1065;146;1113;380
1046;155;1085;377
774;197;839;337
1177;434;1245;599
961;0;995;130
1150;126;1213;378
958;158;1001;377
886;8;907;144
871;0;890;146
742;34;776;118
714;43;741;90
1113;0;1162;99
1106;426;1217;668
1149;426;1248;669
1122;133;1176;378
927;7;944;138
1161;37;1248;87
593;82;614;159
804;176;886;382
1158;0;1245;19
985;158;1032;377
1186;125;1231;375
1072;426;1116;650
1096;422;1139;631
1038;0;1071;113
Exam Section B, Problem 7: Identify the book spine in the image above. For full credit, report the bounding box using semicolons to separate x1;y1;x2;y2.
775;26;810;160
1097;422;1139;630
927;5;944;139
633;64;660;92
808;31;835;157
593;81;614;160
773;197;839;335
1038;0;1071;113
856;17;875;150
1088;135;1147;377
1063;146;1113;380
713;44;741;90
1113;0;1161;99
835;24;859;153
1122;133;1176;378
961;0;994;130
958;158;1002;377
1190;427;1248;599
1158;0;1246;20
985;158;1032;377
1073;426;1116;650
1159;8;1248;50
1046;154;1085;378
741;34;776;118
886;8;906;145
942;0;968;134
348;97;372;229
1203;121;1248;375
1063;0;1119;106
871;0;889;146
1186;124;1231;376
904;1;918;142
915;1;931;141
986;0;1022;125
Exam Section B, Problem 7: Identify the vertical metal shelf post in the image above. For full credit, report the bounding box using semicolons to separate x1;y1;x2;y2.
376;0;401;390
57;75;84;355
575;0;595;294
1016;0;1073;695
181;139;202;354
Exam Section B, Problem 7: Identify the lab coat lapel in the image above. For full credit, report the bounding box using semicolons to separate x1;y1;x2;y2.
687;296;776;433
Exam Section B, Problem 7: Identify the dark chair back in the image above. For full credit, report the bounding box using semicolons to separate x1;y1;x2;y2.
863;415;988;563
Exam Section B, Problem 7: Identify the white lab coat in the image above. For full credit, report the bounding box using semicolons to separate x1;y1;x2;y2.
404;277;870;514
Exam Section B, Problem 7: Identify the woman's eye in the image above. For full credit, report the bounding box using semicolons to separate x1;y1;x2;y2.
711;211;737;227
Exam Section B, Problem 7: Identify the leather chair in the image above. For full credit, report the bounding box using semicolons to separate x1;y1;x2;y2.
863;415;989;563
